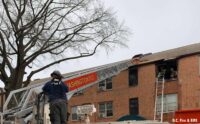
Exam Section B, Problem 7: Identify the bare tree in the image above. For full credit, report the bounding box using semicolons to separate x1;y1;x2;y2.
0;0;129;94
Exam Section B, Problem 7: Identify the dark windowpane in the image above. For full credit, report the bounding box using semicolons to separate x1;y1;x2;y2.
106;78;112;82
72;113;78;120
99;81;105;87
129;67;138;86
99;78;112;91
107;110;113;116
106;82;112;89
129;98;139;115
107;102;112;109
99;104;105;110
157;60;177;81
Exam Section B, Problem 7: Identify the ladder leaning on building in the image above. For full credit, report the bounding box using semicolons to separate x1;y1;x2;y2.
154;71;166;122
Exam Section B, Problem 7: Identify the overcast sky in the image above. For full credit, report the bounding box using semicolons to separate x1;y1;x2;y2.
1;0;200;87
31;0;200;79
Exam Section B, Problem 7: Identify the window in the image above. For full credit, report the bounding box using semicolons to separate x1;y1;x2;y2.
71;106;81;121
156;60;178;81
71;104;95;121
129;98;139;115
98;78;112;91
156;94;178;114
129;67;138;86
99;102;113;118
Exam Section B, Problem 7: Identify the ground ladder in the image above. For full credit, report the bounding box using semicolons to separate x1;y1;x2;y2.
154;72;165;122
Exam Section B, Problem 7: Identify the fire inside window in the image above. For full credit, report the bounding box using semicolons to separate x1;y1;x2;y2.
156;60;178;81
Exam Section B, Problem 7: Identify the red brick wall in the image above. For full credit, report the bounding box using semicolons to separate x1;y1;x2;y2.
137;64;155;119
68;55;200;124
68;64;157;124
178;55;200;109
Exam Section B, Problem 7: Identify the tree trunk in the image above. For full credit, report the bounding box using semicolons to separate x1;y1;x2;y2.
5;68;25;98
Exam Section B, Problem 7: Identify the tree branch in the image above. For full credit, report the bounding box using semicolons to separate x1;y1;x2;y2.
0;0;130;91
0;32;14;71
2;0;15;29
23;43;100;87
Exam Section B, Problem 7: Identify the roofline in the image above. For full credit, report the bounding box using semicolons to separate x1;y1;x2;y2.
131;51;200;67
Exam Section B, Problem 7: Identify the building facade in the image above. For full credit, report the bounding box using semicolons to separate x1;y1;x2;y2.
68;43;200;124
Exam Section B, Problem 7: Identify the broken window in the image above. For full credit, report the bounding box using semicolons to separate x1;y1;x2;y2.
156;60;178;81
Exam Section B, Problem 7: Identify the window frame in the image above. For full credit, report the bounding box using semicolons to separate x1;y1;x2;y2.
129;97;139;115
71;106;81;121
128;66;138;86
156;60;178;81
156;93;178;114
98;77;112;91
71;103;94;121
98;101;113;118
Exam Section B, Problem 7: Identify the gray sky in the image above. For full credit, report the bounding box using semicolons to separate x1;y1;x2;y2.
27;0;200;79
1;0;200;87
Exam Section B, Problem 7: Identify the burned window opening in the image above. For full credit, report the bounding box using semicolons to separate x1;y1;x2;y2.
156;60;178;81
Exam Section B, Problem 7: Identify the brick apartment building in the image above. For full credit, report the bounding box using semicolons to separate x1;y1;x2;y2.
68;43;200;124
1;43;200;123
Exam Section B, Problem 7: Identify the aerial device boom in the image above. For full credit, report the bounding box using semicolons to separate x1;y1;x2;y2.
0;59;133;123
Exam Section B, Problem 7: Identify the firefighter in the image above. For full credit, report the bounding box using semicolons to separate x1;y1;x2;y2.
42;70;68;124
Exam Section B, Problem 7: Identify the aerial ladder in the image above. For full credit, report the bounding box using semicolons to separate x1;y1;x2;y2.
0;59;134;124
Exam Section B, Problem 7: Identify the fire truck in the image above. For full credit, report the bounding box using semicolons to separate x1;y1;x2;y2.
0;59;134;124
0;58;171;124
